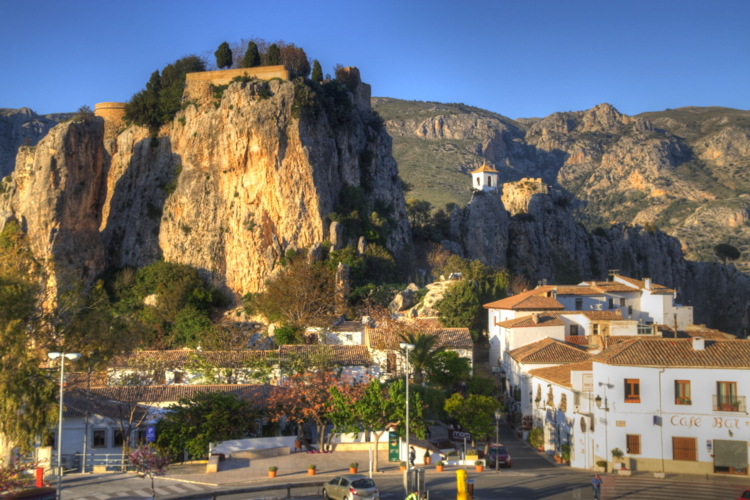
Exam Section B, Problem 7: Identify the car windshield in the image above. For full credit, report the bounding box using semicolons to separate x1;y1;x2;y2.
492;447;508;454
351;479;376;489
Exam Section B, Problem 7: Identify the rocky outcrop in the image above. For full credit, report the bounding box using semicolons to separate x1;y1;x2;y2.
0;108;73;177
0;118;106;282
450;187;750;336
501;177;549;216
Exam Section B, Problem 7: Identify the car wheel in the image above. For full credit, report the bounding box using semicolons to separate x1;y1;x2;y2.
322;489;330;500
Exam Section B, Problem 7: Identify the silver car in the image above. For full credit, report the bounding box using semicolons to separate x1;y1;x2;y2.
323;474;379;500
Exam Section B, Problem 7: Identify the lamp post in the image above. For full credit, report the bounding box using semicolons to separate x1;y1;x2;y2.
494;409;502;473
48;352;81;500
399;342;415;470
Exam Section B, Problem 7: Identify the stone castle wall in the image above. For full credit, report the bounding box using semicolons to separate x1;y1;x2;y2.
184;66;290;102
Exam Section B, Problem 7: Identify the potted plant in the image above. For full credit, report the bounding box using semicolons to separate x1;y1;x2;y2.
423;450;431;465
435;461;445;472
474;460;484;472
611;448;624;469
561;444;571;465
529;428;544;451
308;464;316;476
268;466;277;478
596;460;607;473
554;454;562;464
349;462;358;474
400;461;407;472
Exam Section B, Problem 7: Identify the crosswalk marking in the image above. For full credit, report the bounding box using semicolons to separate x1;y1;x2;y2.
178;483;205;491
92;494;110;500
133;490;152;497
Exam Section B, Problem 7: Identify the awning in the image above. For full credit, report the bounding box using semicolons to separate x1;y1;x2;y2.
714;440;748;468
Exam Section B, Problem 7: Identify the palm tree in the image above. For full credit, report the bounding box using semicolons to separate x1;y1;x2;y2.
398;331;446;384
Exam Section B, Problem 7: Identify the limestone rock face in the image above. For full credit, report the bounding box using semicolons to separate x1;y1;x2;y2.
388;289;415;313
0;119;106;282
451;187;750;336
100;78;409;297
501;178;549;216
0;108;73;177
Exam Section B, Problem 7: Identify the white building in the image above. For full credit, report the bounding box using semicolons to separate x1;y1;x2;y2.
470;164;499;192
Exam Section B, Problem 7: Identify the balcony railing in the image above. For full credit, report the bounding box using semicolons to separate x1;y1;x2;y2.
565;336;589;346
713;395;746;412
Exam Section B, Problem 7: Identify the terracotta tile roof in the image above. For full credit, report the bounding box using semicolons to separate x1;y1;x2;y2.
279;345;372;366
88;384;280;405
614;275;674;294
678;325;736;340
555;286;605;296
107;350;274;369
508;338;591;365
471;163;499;174
603;335;647;348
528;361;594;388
582;281;641;293
365;328;473;350
64;390;154;421
483;286;564;311
327;321;364;332
594;338;750;368
495;313;564;329
559;311;627;321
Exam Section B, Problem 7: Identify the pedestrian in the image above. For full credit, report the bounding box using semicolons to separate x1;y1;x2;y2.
404;490;419;500
591;474;603;500
409;446;416;467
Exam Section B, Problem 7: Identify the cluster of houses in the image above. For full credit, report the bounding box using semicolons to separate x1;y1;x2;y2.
49;320;473;467
488;274;749;476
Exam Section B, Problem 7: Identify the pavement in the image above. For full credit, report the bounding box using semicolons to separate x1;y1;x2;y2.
58;422;750;500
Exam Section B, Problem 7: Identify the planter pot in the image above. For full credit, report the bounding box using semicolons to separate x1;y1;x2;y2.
308;469;316;476
400;466;407;472
564;460;570;465
475;465;484;472
436;465;444;472
294;440;301;451
268;471;277;478
537;447;544;452
423;457;431;465
349;468;357;474
554;456;562;464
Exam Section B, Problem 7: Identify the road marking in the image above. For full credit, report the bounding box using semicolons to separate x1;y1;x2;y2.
133;490;152;497
179;483;205;491
92;494;110;500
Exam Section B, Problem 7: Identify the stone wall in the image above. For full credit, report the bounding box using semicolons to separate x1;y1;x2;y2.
94;102;127;142
183;66;290;102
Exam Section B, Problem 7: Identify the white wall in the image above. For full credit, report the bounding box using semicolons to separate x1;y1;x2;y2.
213;436;298;455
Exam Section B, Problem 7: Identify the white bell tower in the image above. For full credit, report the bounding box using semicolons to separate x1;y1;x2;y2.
471;164;499;191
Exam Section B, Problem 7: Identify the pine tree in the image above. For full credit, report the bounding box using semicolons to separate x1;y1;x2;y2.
311;60;323;83
266;43;281;66
242;41;261;68
215;41;233;69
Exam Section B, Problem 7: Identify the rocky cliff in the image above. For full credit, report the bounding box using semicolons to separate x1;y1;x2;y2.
2;73;410;298
374;99;750;273
449;188;750;336
0;108;73;178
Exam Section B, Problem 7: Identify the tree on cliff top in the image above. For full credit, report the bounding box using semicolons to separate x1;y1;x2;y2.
280;44;310;78
311;60;323;83
215;42;233;69
266;43;281;66
714;243;740;264
242;41;261;68
125;70;162;130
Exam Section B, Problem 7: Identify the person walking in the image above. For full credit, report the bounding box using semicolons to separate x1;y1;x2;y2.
409;446;416;467
591;474;603;500
404;490;419;500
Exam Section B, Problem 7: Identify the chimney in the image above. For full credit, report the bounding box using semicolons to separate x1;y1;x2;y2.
692;337;705;351
644;278;651;290
532;313;540;325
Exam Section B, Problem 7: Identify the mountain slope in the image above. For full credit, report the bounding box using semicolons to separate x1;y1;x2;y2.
374;99;750;272
0;108;73;177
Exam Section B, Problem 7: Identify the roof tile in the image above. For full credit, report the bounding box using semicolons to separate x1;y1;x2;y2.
508;338;591;364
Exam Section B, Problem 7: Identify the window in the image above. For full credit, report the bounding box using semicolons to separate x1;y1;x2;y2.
608;298;613;309
570;325;579;336
620;298;626;307
113;430;124;447
675;380;691;405
624;379;640;403
592;324;600;335
173;371;184;384
575;298;583;311
574;392;581;406
339;478;350;487
716;381;739;411
673;437;697;461
488;176;492;187
626;434;641;455
386;352;396;374
344;334;352;343
628;305;633;315
476;177;480;186
135;428;147;445
93;430;106;448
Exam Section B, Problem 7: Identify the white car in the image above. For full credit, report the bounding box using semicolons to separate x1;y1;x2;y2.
322;475;380;500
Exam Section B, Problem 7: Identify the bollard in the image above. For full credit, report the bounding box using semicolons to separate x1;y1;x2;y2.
467;479;474;500
36;468;44;488
456;469;469;500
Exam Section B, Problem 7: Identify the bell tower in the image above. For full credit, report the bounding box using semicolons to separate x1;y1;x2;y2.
471;163;499;191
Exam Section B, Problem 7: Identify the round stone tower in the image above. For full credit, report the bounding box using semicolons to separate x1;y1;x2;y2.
94;102;127;141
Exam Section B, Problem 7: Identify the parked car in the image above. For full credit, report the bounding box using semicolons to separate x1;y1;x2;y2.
738;490;750;500
485;444;512;468
323;475;379;500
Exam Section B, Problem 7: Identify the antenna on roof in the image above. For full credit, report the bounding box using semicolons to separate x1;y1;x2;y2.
537;279;548;287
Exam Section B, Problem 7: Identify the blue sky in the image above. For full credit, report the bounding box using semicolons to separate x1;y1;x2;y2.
1;0;748;118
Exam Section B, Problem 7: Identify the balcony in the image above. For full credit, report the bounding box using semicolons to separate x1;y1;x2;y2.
713;395;746;412
565;336;589;346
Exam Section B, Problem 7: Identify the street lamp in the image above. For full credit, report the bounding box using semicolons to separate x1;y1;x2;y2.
48;352;81;500
399;342;415;470
494;409;503;473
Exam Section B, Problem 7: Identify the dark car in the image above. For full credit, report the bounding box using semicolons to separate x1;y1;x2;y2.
485;444;512;468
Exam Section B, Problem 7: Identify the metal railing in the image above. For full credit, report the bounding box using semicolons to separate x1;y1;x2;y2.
56;453;132;472
161;481;325;500
713;395;747;412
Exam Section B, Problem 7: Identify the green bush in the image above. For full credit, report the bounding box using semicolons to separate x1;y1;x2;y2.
292;77;316;118
215;42;233;69
242;41;261;68
274;324;302;345
529;427;544;448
